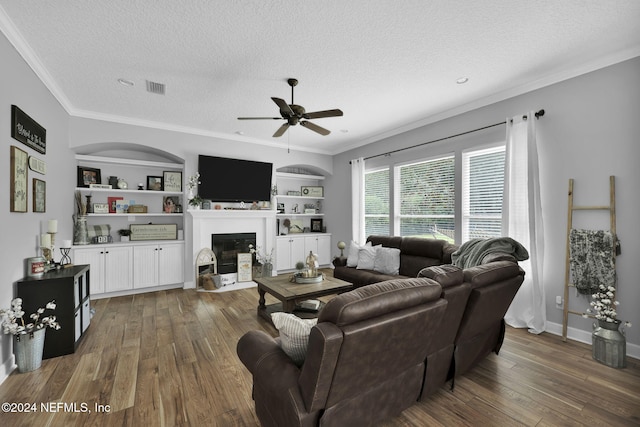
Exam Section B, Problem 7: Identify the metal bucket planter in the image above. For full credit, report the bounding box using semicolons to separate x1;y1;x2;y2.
592;320;626;368
14;328;46;373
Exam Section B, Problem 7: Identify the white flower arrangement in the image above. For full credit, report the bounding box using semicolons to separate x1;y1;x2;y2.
0;298;60;340
248;244;274;265
583;284;632;328
187;173;201;190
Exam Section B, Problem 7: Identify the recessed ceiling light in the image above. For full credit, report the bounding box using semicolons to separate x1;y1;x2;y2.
456;77;469;84
117;78;135;87
340;129;349;133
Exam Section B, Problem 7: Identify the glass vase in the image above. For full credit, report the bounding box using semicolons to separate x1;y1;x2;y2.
261;262;273;278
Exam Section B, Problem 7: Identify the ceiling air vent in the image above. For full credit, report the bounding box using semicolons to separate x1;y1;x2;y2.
146;80;166;95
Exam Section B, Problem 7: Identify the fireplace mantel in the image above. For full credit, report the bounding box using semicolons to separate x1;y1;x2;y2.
189;209;277;287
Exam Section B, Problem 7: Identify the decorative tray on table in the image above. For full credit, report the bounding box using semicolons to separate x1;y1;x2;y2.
291;272;325;284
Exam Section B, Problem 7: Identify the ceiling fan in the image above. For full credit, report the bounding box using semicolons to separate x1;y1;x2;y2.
238;78;343;137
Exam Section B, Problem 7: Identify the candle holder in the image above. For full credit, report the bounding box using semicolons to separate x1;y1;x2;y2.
60;247;72;266
44;231;57;271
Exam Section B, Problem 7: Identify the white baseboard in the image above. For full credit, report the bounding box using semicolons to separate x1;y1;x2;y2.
545;321;639;360
0;355;16;385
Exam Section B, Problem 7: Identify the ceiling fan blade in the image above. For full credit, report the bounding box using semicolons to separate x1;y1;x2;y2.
300;120;330;136
302;109;344;119
237;117;282;120
273;123;290;137
271;97;294;117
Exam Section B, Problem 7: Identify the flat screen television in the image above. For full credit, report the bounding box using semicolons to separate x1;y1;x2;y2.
198;155;273;202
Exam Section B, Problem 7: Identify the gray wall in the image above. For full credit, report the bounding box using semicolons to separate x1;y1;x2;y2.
326;57;640;355
0;29;333;382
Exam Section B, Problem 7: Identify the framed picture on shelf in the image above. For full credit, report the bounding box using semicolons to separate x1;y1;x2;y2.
163;171;182;192
301;186;324;197
107;196;123;213
163;196;180;213
147;175;163;191
311;218;323;232
10;146;28;212
277;203;285;213
93;203;109;214
77;166;101;187
32;178;46;213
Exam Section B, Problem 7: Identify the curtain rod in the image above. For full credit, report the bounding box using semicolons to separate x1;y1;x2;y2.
354;109;545;162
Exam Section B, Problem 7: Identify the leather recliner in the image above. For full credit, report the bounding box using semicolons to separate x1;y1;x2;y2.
237;278;447;427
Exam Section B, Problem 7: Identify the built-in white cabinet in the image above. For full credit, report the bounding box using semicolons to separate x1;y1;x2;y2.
133;242;184;288
73;245;133;294
276;234;332;271
304;234;332;266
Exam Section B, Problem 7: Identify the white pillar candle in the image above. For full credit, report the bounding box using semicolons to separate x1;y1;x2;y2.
48;219;58;233
41;233;51;248
62;239;72;248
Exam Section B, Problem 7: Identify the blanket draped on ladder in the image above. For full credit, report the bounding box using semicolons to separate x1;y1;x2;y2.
569;229;616;295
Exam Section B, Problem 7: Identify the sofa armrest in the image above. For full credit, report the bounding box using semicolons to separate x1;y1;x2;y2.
462;261;523;288
442;243;459;264
480;252;517;264
237;330;295;375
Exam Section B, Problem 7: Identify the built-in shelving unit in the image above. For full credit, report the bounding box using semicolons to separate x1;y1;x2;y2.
73;153;186;297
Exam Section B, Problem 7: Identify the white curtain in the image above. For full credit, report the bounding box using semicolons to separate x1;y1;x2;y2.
502;113;546;334
351;158;365;243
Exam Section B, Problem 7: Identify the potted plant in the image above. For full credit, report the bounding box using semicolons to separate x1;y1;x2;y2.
118;229;132;242
189;195;203;210
0;298;60;372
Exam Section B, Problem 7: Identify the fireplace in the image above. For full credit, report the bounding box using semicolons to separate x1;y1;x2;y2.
188;209;277;288
212;232;256;274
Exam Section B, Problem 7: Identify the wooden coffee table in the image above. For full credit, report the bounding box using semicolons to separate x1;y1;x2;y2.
255;273;353;323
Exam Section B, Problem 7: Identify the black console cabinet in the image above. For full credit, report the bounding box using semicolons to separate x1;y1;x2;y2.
17;265;90;359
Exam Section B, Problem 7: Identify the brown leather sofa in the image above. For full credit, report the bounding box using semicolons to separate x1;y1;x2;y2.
417;260;525;396
237;278;447;427
333;235;459;288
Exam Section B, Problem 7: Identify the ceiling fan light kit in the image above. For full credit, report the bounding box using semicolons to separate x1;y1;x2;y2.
238;78;343;138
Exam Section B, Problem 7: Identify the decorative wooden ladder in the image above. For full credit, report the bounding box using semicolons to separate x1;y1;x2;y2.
562;176;616;342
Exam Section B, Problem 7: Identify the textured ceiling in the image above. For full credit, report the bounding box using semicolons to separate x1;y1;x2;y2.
1;1;639;155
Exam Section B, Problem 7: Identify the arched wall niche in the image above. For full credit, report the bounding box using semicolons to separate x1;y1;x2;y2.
73;142;184;164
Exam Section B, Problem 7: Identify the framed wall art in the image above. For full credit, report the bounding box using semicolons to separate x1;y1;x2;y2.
147;175;163;191
163;171;182;192
77;166;101;187
32;178;46;213
237;253;253;282
311;218;323;232
10;145;28;212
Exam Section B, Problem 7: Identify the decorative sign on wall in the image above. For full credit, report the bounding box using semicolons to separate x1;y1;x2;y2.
28;156;47;175
10;145;28;212
32;178;46;213
129;224;178;241
11;105;47;154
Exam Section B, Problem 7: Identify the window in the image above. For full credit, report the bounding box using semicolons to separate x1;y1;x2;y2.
462;146;505;241
364;168;390;236
398;155;455;242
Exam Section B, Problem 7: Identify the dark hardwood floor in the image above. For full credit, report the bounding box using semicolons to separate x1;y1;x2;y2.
0;283;638;426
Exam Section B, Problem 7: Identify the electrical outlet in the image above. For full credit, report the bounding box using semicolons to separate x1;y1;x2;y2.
555;295;563;308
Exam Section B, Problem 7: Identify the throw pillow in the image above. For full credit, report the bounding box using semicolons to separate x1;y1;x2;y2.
270;312;317;365
373;247;401;275
346;240;371;267
356;244;380;270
